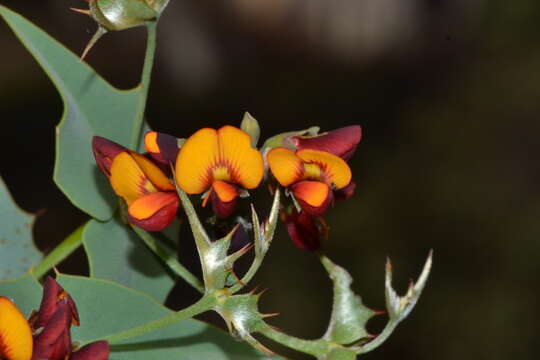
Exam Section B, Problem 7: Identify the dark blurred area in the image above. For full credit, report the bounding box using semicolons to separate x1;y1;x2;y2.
1;0;540;359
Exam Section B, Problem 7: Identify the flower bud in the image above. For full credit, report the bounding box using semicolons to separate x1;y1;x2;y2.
88;0;168;32
240;112;260;147
72;0;170;59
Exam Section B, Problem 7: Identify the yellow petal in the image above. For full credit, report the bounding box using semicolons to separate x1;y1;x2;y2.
267;147;304;187
175;128;219;194
110;152;158;204
217;126;264;189
129;152;174;191
297;149;351;189
0;297;33;360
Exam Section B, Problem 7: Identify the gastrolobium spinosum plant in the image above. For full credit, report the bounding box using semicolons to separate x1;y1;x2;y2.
0;1;432;360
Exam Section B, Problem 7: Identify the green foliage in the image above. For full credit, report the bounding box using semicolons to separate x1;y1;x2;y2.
83;217;175;303
57;274;270;360
0;178;41;280
0;3;432;359
320;256;375;345
0;5;145;221
0;274;42;314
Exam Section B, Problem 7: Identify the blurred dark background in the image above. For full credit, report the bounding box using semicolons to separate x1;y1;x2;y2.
2;0;540;359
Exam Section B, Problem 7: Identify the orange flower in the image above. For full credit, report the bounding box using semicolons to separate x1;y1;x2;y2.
0;297;33;360
175;126;264;218
267;148;351;216
93;136;179;231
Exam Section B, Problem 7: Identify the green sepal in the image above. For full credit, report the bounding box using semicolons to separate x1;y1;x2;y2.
320;255;375;345
261;126;320;150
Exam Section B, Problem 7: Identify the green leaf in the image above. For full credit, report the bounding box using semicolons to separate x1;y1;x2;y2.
0;177;42;280
320;255;375;345
0;5;144;220
83;217;175;303
0;274;42;315
57;274;278;359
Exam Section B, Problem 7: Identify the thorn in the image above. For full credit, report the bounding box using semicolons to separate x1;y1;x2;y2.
70;8;91;16
255;287;269;297
268;325;283;332
408;278;415;290
81;26;107;61
367;333;378;339
373;309;386;316
262;312;280;319
248;285;261;296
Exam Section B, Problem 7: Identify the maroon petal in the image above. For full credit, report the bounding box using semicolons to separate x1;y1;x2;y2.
35;277;79;330
71;341;110;360
144;131;181;165
210;191;238;219
32;303;72;360
334;181;356;200
92;136;126;177
281;209;321;251
290;125;362;161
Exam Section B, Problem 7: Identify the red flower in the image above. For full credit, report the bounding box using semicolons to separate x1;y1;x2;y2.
0;277;109;360
280;207;327;251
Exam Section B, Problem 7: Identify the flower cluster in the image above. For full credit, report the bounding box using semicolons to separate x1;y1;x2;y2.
93;119;361;251
0;277;109;360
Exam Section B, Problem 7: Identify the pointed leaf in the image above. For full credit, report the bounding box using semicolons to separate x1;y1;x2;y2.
83;217;175;303
56;275;279;359
0;177;41;280
320;256;375;345
0;6;144;220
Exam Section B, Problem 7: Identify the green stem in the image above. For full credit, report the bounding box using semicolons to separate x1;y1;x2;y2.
132;226;205;294
257;325;330;357
85;294;216;346
32;222;87;280
130;21;158;149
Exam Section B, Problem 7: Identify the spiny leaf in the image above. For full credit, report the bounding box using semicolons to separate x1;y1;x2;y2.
320;255;375;345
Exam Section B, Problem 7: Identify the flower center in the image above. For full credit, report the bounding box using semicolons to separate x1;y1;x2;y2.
212;166;232;182
304;163;323;182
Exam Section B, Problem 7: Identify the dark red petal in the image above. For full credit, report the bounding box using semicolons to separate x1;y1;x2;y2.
92;136;126;177
32;304;72;360
71;341;110;360
210;191;238;219
291;125;362;161
281;209;321;251
128;194;179;231
35;277;79;330
291;181;333;216
334;181;356;200
144;131;180;165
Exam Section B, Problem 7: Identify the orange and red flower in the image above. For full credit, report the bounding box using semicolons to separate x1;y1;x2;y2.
93;136;179;231
175;125;264;218
267;147;352;216
0;277;109;360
